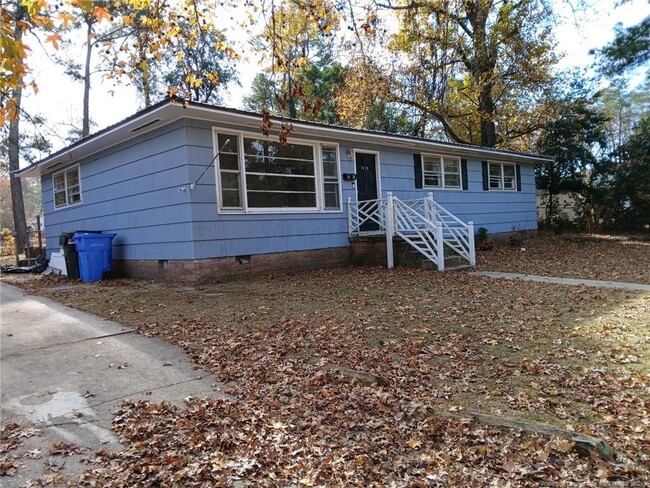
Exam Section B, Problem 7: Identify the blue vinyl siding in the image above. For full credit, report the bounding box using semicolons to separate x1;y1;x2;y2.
41;116;538;264
41;121;195;260
183;120;353;259
375;149;537;234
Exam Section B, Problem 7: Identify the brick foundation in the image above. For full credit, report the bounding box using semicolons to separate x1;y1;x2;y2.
112;247;351;282
349;237;389;267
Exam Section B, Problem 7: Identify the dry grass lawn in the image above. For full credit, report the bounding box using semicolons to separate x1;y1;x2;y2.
478;232;650;284
1;233;649;486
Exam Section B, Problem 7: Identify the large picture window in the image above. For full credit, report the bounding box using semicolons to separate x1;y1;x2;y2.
53;165;81;209
215;130;341;212
422;154;461;189
244;137;316;208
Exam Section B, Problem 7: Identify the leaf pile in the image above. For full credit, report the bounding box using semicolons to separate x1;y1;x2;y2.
478;232;650;284
79;398;643;487
0;423;41;455
0;422;41;478
16;266;643;486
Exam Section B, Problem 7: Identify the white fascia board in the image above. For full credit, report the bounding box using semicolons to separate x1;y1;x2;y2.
20;102;552;179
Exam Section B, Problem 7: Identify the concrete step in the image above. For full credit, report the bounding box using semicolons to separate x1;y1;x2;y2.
394;235;473;271
396;249;470;271
443;264;473;272
444;254;468;268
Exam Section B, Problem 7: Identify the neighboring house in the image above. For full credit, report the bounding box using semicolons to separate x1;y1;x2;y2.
537;192;579;222
18;98;553;280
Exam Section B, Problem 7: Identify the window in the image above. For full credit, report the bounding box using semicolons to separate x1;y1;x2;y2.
53;166;81;209
215;130;341;212
488;162;517;191
321;146;340;209
422;154;461;189
244;137;316;208
217;134;243;208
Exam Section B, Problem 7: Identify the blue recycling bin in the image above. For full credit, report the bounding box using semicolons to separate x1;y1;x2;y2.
73;232;116;282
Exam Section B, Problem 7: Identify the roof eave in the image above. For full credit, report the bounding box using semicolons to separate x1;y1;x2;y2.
16;99;174;178
181;102;554;164
18;99;553;178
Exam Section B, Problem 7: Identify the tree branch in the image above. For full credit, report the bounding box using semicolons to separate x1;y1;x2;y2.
389;94;471;144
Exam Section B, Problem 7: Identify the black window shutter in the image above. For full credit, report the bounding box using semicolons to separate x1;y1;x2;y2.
516;164;522;191
414;154;423;189
481;161;489;191
461;159;468;190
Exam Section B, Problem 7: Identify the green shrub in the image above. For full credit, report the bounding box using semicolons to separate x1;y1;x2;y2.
476;227;494;250
544;209;574;234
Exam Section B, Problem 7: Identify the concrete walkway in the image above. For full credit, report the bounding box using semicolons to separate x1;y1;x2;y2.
472;271;650;292
0;283;224;486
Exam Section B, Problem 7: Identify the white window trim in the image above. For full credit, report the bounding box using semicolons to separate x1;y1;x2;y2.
319;144;343;212
52;164;82;210
212;127;342;214
352;149;382;202
487;161;517;192
421;153;462;190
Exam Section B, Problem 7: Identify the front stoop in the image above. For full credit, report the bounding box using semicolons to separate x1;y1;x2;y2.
349;235;388;267
394;239;471;271
349;236;472;271
442;254;473;271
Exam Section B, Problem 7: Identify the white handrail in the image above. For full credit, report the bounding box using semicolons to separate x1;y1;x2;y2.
431;203;466;226
347;198;387;235
386;193;395;269
425;193;475;264
391;194;443;270
348;193;475;269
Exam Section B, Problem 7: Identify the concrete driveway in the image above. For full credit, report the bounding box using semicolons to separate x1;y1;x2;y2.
0;282;224;486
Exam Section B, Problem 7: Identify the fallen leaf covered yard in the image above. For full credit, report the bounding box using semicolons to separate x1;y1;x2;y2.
2;249;648;486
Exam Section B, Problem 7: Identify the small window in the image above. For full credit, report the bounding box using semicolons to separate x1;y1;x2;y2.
321;146;340;210
503;164;516;190
53;166;81;209
423;155;442;187
443;158;461;188
488;162;517;191
216;133;242;209
422;154;461;189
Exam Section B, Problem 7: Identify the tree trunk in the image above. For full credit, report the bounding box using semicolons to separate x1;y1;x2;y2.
433;409;618;462
82;19;93;138
468;1;497;147
478;82;497;147
286;70;297;119
287;41;297;118
8;11;28;251
139;61;152;107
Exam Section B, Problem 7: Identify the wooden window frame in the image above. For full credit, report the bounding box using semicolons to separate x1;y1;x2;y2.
422;154;462;190
213;128;342;214
321;145;341;210
52;165;82;209
487;161;517;191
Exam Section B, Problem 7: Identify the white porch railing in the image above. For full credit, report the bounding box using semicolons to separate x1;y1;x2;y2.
347;198;387;235
348;192;475;271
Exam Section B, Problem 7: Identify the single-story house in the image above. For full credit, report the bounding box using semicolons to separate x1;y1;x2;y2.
18;98;553;280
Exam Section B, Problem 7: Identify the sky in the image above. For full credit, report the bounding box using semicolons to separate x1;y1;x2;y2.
18;0;650;167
